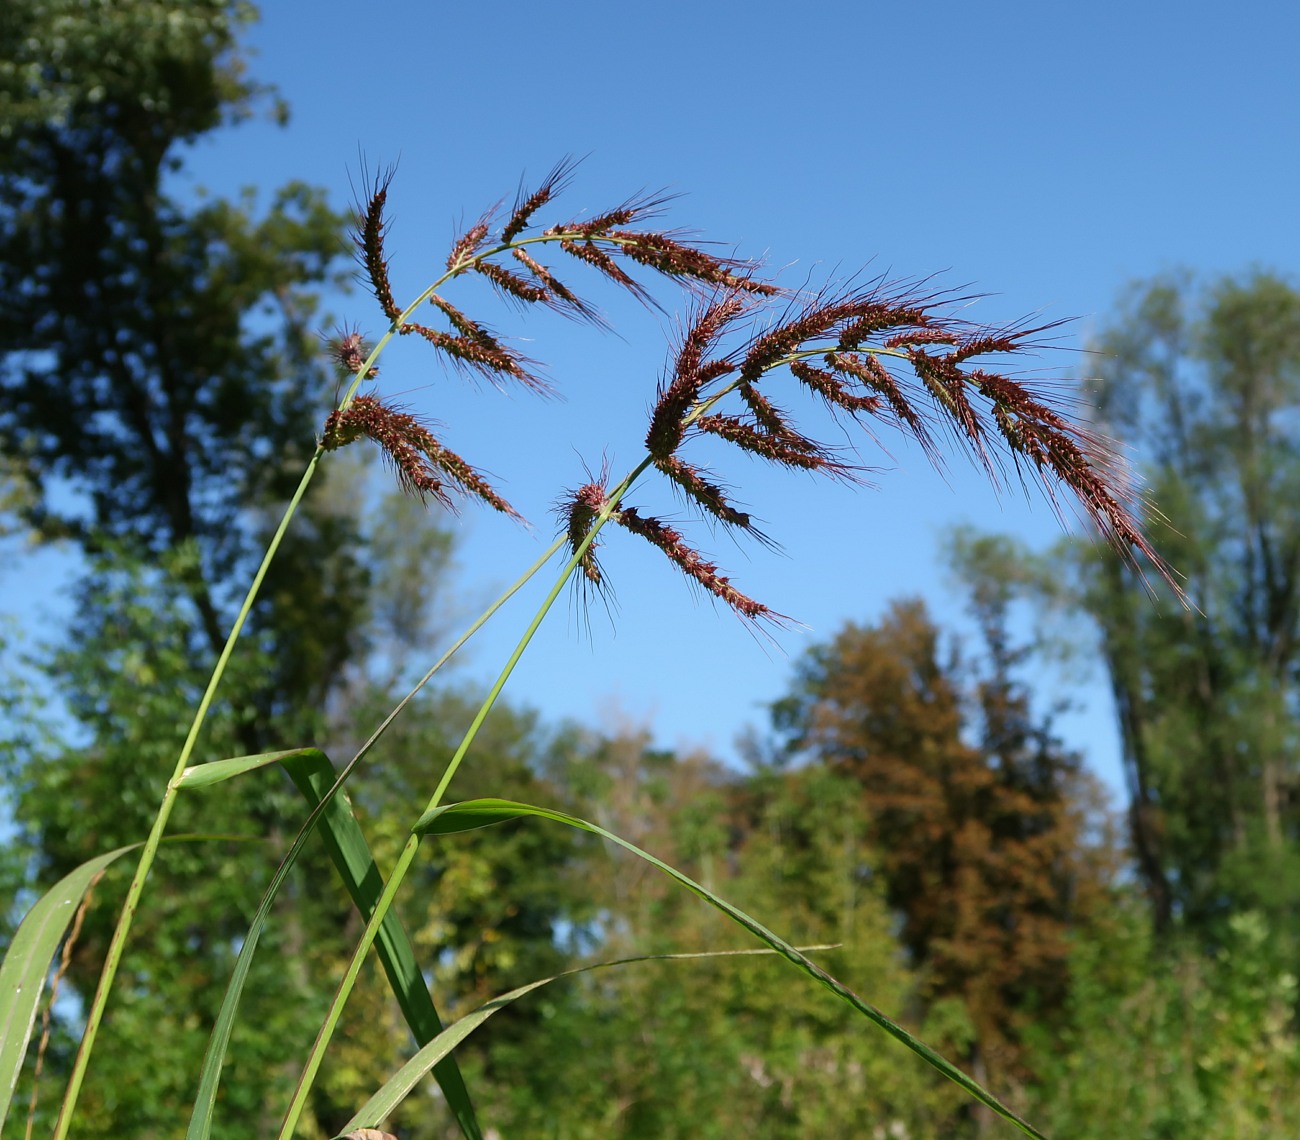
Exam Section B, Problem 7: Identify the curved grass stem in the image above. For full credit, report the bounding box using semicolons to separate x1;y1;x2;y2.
51;264;464;1135
53;449;325;1139
187;536;566;1135
276;461;651;1138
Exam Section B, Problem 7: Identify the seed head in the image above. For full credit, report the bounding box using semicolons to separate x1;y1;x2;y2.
614;506;785;626
606;231;780;296
511;248;605;326
355;165;401;323
321;395;520;519
474;260;549;304
557;238;652;305
400;319;546;392
653;455;755;531
788;360;881;416
646;294;748;458
559;478;610;587
446;215;492;275
327;327;379;379
500;157;580;245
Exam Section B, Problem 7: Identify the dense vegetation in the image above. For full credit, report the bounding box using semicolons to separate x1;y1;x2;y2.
2;3;1298;1136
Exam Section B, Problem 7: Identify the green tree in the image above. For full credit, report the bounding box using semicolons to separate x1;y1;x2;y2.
0;0;360;721
0;2;430;1131
1067;271;1300;937
1022;903;1300;1139
463;726;954;1139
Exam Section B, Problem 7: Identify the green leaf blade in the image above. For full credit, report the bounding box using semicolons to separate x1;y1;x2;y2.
414;799;1050;1140
0;845;139;1133
184;751;481;1140
173;748;326;789
335;949;788;1137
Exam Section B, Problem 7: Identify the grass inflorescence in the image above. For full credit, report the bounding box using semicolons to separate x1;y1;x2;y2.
37;157;1178;1140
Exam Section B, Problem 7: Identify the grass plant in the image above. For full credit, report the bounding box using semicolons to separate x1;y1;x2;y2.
0;160;1173;1140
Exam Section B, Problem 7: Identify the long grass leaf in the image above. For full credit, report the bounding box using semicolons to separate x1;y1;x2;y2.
172;749;313;789
333;948;799;1137
279;753;480;1139
184;751;480;1140
0;845;138;1133
414;798;1049;1140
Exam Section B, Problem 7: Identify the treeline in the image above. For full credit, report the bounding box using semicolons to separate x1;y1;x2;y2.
9;592;1297;1137
3;2;1299;1136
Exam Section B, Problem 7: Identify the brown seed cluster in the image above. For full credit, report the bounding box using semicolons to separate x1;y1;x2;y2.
338;162;1173;622
445;216;491;275
560;275;1175;625
614;507;780;624
321;395;518;519
327;327;379;379
562;478;610;588
350;161;784;396
355;166;401;323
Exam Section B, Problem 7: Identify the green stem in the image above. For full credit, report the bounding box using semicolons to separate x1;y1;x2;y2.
53;450;324;1138
188;537;566;1135
276;468;645;1139
51;260;461;1133
273;339;830;1134
260;531;569;905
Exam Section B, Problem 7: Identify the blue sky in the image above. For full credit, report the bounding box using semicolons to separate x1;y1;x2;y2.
7;0;1299;791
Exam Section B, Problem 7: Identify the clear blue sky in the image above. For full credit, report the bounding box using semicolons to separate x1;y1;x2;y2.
7;0;1299;791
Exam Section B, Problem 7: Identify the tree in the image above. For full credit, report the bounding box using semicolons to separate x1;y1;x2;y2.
459;725;956;1139
1072;271;1300;937
1021;904;1300;1139
0;0;363;727
0;2;424;1130
772;597;1110;1093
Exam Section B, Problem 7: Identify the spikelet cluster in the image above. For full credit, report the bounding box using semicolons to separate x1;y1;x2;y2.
321;395;518;519
328;160;791;523
561;276;1175;625
331;160;1172;624
326;327;379;379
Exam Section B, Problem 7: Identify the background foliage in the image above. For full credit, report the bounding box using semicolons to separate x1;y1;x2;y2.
2;3;1298;1137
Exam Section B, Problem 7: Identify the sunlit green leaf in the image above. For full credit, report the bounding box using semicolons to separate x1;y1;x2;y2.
415;799;1048;1140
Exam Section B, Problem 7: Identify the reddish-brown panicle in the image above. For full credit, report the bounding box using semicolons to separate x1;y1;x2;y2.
428;295;491;342
882;328;959;350
356;167;401;323
500;158;578;244
788;360;882;416
646;294;748;458
566;191;674;238
561;479;610;586
473;260;549;304
511;248;603;325
825;351;931;446
571;206;640;236
653;455;753;530
837;306;930;351
399;319;545;391
446;216;492;274
736;382;790;436
614;506;783;625
908;348;985;455
739;299;861;384
694;414;849;478
607;231;780;296
321;395;519;518
328;328;379;379
322;396;451;508
555;237;652;304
